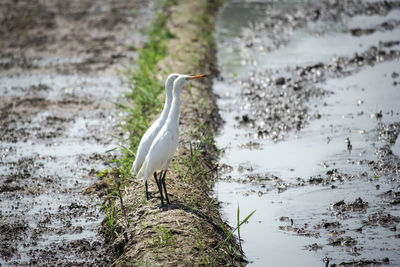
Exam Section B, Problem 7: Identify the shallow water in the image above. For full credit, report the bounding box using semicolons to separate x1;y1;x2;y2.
0;71;123;265
214;1;400;266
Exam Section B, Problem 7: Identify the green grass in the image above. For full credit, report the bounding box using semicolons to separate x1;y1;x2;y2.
103;204;118;238
102;0;250;264
152;227;177;247
217;207;256;250
102;0;175;241
120;5;175;174
112;0;178;180
123;11;174;164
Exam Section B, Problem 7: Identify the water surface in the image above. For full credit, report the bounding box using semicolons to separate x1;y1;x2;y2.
214;1;400;266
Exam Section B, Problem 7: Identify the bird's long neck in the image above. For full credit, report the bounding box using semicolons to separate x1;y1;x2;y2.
166;86;181;128
160;86;173;120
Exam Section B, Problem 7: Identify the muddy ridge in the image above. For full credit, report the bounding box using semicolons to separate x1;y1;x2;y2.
107;0;247;265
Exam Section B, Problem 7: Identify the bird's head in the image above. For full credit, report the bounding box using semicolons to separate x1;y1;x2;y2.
173;74;207;91
165;73;180;91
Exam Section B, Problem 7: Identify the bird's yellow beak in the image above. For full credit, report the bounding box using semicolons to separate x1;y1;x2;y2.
186;74;207;80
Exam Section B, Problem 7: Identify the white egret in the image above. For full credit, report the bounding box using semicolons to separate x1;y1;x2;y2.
137;74;206;207
131;73;180;200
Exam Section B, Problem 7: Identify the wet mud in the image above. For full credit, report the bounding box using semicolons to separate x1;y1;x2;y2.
0;0;154;265
214;0;400;266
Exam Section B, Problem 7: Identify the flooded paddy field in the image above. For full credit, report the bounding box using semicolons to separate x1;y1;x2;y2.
213;0;400;266
0;0;154;265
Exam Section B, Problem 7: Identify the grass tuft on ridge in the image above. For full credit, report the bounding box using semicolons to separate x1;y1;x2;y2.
101;0;176;240
117;2;176;177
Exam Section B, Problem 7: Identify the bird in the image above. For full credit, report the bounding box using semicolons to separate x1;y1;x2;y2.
137;74;206;207
131;73;180;200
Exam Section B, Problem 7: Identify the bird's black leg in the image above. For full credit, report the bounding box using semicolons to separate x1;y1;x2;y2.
153;172;164;206
161;170;170;205
145;180;149;200
153;172;162;197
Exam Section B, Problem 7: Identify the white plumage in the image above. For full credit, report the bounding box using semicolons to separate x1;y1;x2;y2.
131;73;180;176
137;120;178;182
137;74;206;206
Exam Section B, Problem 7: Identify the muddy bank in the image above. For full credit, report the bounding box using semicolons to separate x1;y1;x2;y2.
214;0;400;266
0;0;155;265
109;0;247;265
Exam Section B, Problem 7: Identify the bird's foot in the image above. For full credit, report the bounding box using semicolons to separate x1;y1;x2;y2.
157;203;169;211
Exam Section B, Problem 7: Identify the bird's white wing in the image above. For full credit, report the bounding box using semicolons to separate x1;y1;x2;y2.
142;128;179;180
131;117;163;175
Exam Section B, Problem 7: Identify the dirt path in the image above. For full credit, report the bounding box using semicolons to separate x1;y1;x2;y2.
0;1;155;265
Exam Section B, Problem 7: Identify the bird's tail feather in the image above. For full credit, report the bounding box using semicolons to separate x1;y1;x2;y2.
131;160;137;176
136;159;147;183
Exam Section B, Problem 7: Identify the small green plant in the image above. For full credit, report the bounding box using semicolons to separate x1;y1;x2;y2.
196;236;218;266
182;133;213;182
113;175;129;228
151;227;176;247
217;207;256;250
237;204;242;250
160;227;176;245
197;237;207;265
172;160;183;178
183;140;202;181
186;194;199;210
103;204;118;238
97;169;109;178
